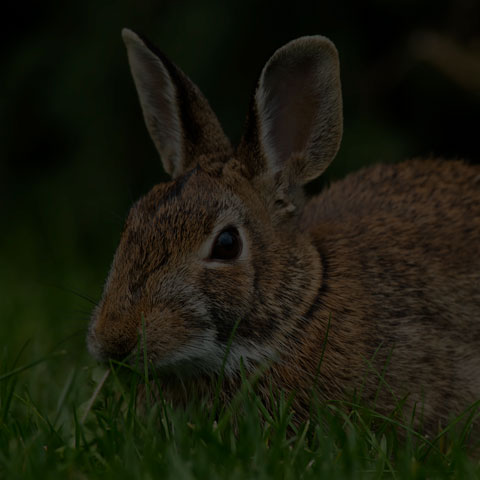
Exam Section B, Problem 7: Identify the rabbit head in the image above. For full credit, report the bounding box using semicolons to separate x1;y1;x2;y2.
87;29;342;377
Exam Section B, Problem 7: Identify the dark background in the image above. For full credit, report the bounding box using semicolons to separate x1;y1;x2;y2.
1;0;479;360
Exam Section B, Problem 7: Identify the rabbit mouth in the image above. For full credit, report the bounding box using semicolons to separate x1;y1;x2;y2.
124;331;276;380
126;328;229;376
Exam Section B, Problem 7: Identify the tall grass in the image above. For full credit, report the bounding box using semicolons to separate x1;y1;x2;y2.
1;344;479;479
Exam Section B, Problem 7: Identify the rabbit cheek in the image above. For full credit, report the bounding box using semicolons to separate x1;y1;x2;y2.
200;264;254;344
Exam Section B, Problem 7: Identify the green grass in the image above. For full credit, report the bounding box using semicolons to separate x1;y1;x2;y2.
1;344;479;480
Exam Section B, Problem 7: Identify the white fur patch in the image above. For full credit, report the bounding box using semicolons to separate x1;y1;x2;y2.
152;328;224;373
227;343;276;373
152;328;275;377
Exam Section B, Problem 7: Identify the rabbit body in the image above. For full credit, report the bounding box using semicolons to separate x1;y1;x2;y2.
294;159;480;430
88;29;480;434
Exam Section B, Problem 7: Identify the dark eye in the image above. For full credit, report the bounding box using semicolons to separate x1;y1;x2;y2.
210;227;242;261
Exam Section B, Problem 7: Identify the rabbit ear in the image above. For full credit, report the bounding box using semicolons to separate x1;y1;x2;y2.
122;29;232;178
238;36;343;184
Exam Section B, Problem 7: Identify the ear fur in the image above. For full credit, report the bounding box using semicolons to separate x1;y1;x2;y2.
238;36;343;185
122;28;232;178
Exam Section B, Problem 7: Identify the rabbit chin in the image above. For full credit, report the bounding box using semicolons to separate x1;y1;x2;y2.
141;329;276;379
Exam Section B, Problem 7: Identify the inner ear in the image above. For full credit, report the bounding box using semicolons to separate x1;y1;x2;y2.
258;56;320;168
238;36;343;186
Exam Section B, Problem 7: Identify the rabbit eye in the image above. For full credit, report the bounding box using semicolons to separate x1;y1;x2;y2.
210;227;242;261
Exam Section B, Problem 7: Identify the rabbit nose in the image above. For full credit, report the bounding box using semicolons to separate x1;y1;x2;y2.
92;314;139;361
98;333;137;361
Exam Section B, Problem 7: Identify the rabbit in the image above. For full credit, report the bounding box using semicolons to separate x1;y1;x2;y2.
88;28;480;435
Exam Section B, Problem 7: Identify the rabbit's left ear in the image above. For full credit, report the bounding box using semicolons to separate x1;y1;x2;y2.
122;29;232;178
238;36;343;185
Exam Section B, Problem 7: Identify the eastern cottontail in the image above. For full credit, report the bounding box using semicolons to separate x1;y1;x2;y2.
88;29;480;434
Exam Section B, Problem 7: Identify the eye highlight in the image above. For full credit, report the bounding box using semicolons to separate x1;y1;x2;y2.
210;227;242;261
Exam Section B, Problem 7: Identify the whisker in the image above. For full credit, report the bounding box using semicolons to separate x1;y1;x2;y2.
50;329;89;350
48;284;99;306
72;308;95;317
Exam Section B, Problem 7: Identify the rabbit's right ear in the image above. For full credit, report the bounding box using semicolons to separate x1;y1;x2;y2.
238;36;343;185
122;29;232;178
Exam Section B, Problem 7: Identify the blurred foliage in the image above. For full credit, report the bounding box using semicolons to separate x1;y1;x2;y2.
0;0;479;358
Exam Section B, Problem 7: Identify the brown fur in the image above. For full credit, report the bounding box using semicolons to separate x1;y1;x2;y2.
88;29;480;436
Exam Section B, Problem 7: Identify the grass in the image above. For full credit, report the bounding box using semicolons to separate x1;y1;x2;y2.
1;342;479;480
